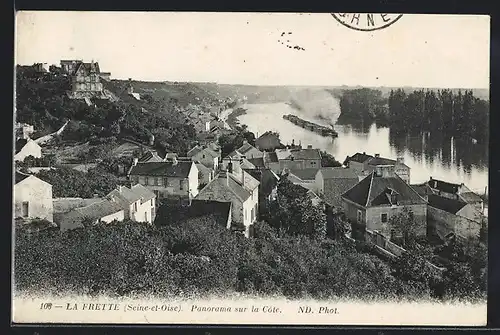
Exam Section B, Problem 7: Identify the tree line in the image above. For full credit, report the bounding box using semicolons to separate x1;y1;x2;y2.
338;88;489;144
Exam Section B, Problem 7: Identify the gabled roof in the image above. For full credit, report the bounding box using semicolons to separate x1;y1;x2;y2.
187;145;218;159
197;172;253;202
319;167;359;179
275;149;292;160
346;152;373;164
428;194;467;214
322;177;360;208
290;148;321;160
130;184;156;202
195;162;212;175
138;150;163;163
368;157;398;166
428;178;461;194
342;172;426;207
289;168;320;181
237;142;260;155
74;199;123;221
410;183;437;199
129;161;193;178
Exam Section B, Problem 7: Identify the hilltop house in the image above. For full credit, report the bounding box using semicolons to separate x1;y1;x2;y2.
341;169;427;240
255;131;283;151
315;167;360;210
274;145;322;172
243;168;280;218
14;171;53;222
106;184;156;224
14;138;42;162
413;177;485;215
61;60;103;92
128;157;199;201
187;144;220;171
196;159;260;238
58;199;124;232
344;152;410;184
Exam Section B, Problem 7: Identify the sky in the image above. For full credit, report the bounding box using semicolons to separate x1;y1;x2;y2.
15;12;490;88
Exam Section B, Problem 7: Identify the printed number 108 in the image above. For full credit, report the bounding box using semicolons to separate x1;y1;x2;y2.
40;303;52;310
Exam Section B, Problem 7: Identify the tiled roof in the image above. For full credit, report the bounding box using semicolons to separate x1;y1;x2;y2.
368;157;397;166
319;167;359;179
130;184;156;202
129;161;192;178
188;145;219;159
460;192;483;204
428;194;467;214
74;199;123;221
196;163;212;175
237;142;260;155
323;177;360;207
275;149;291;160
428;178;461;194
197;172;252;202
410;183;436;198
290;148;321;160
342;172;426;207
138;150;163;163
289;168;320;181
346;152;373;163
53;197;103;213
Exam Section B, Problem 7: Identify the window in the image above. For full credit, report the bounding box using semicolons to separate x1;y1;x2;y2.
357;210;362;224
381;213;388;223
145;177;149;185
156;177;161;186
22;201;29;217
245;209;247;221
164;177;169;186
145;212;148;222
134;202;138;212
251;208;255;222
179;180;184;190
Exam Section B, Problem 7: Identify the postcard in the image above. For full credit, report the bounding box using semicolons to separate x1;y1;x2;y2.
12;11;489;326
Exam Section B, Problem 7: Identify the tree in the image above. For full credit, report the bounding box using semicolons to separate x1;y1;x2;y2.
389;207;419;249
320;151;342;167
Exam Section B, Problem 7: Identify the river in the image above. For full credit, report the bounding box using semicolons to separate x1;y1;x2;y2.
236;102;489;194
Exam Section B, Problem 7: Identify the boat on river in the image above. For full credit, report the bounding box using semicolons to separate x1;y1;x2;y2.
282;114;338;137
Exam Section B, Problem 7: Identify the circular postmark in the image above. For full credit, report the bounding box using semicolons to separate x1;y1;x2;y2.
331;13;403;32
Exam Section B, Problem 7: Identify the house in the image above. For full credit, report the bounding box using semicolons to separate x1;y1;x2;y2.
14;171;53;222
14;138;42;162
275;145;322;172
221;154;256;172
60;60;105;94
341;169;427;240
233;140;264;159
106;184;156;224
128;157;199;200
426;194;483;241
59;199;125;232
344;152;411;184
187;145;220;171
196;162;214;188
243;168;280;218
15;123;34;140
255;131;283;151
53;197;103;224
415;177;485;215
315;167;360;210
33;63;49;73
286;168;320;192
196;159;260;238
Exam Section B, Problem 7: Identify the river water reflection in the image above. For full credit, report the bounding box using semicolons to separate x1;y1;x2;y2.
237;102;488;193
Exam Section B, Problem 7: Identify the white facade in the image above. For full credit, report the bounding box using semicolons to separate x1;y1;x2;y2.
14;175;53;222
14;140;42;162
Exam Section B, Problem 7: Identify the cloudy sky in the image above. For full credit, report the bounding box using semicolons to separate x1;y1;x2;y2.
15;12;490;88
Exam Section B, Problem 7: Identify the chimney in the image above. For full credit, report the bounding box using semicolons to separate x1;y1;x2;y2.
149;134;155;146
397;157;404;164
133;157;138;166
375;153;380;158
307;144;312;149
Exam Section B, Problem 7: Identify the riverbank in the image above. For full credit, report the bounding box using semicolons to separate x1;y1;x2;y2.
225;107;247;129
